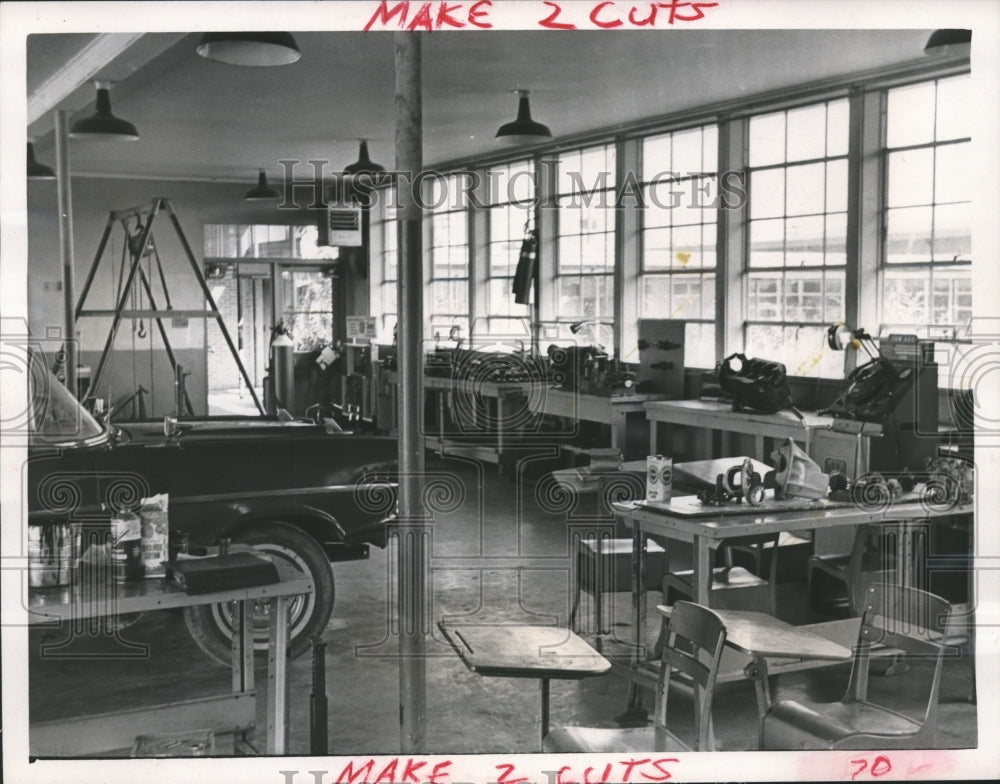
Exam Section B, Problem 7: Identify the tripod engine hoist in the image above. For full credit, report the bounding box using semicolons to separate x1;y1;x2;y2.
75;197;263;416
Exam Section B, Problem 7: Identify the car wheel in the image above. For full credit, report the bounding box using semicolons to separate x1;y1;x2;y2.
182;521;335;666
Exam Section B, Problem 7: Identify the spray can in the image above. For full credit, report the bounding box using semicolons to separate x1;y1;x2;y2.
646;455;672;503
111;510;144;582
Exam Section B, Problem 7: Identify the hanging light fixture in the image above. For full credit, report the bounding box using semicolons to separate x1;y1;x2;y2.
196;33;301;66
343;140;385;177
495;89;552;146
245;170;280;201
27;140;56;179
924;29;971;56
69;81;139;141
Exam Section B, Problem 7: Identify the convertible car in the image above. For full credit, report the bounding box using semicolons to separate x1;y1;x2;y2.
26;363;398;664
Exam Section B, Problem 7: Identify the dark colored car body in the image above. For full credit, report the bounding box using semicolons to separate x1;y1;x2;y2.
25;368;398;660
27;416;398;556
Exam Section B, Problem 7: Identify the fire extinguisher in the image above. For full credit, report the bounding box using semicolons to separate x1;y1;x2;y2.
268;320;295;416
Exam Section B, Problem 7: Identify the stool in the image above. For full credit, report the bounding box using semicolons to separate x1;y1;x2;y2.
570;537;665;635
663;532;779;614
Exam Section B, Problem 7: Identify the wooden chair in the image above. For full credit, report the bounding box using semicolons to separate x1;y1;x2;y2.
544;601;727;753
761;584;954;750
662;532;780;614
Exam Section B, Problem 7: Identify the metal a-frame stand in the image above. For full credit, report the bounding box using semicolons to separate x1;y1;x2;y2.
75;197;264;416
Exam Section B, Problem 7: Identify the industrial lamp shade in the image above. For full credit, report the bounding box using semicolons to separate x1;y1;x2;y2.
196;33;302;66
343;140;386;177
27;142;56;179
245;170;280;201
495;90;552;146
69;83;139;141
924;29;971;56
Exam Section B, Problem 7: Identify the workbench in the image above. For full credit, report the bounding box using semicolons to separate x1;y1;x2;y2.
529;388;667;459
28;563;312;757
613;493;973;695
644;398;881;479
383;371;541;468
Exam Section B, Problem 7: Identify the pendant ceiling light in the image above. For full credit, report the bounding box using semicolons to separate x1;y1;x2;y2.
245;170;280;201
69;81;139;141
196;33;302;66
924;29;971;56
27;141;56;180
343;140;386;177
495;90;552;146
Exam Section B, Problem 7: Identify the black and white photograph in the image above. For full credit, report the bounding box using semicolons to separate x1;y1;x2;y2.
2;2;999;782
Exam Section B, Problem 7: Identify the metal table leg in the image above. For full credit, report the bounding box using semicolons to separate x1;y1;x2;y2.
232;599;255;752
267;595;290;755
619;516;648;723
539;677;550;750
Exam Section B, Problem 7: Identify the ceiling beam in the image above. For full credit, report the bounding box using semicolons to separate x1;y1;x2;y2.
27;33;145;125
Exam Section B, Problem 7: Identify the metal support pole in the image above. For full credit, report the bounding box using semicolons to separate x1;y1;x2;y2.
55;110;77;396
395;31;427;754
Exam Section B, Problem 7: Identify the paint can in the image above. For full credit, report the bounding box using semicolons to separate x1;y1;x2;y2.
646;455;672;503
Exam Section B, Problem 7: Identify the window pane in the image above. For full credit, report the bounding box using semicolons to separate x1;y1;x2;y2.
887;81;936;147
826;98;849;157
883;271;929;324
825;160;848;213
887;149;934;207
785;215;826;267
936;75;971;142
747;273;782;320
934;142;970;204
580;232;612;273
785;103;827;163
748;112;785;167
825;214;847;266
684;322;716;369
933;203;971;262
749;219;784;268
644;134;672;177
671;127;704;174
556;275;612;320
786;162;826;216
643;227;671;271
750;169;785;219
640;274;714;320
558;234;583;272
745;324;843;378
488;278;530;316
885;206;933;263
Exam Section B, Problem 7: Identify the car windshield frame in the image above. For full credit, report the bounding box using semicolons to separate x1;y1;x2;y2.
29;367;106;446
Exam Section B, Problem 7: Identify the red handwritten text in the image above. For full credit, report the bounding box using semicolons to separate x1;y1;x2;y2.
363;1;718;31
850;755;893;780
363;1;493;31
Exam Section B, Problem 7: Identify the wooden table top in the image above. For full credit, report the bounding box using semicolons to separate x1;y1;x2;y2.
28;560;313;624
658;605;853;661
438;623;611;680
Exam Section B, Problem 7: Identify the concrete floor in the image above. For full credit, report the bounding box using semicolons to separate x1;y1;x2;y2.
29;454;978;756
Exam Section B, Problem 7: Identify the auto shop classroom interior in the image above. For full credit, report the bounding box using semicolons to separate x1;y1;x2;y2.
6;3;1000;775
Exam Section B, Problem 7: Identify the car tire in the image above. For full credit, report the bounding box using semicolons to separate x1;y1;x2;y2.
182;521;335;666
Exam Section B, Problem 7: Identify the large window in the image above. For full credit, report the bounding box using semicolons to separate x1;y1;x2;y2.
745;99;849;377
372;202;398;343
485;160;535;339
554;144;616;342
640;124;718;368
204;223;338;261
426;174;470;341
881;75;971;335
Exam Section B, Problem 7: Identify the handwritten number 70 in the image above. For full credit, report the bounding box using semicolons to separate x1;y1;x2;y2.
850;755;892;780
